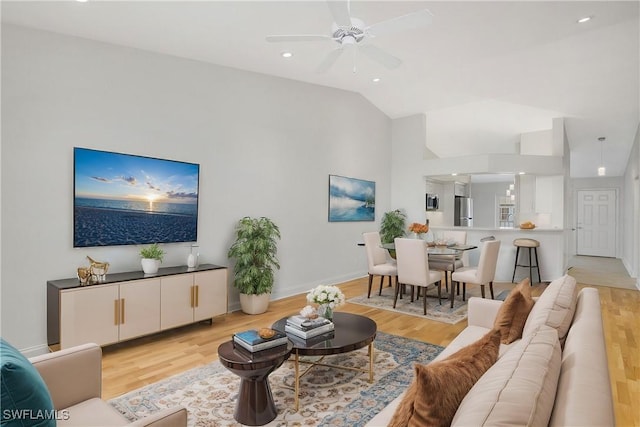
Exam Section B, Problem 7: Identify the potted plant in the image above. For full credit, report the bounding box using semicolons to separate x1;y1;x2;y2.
227;216;281;314
140;243;164;274
380;209;407;243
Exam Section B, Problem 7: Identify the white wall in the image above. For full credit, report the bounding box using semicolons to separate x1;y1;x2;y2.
469;182;512;228
1;25;392;353
622;124;640;284
390;114;427;225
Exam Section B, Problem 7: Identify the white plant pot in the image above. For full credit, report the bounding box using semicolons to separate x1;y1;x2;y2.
239;292;271;315
141;258;160;274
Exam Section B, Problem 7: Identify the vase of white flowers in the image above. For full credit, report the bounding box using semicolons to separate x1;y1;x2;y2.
306;285;345;321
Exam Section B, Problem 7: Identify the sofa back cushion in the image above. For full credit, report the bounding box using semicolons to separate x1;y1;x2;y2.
549;288;615;426
0;338;55;427
389;329;501;427
522;274;578;345
493;278;534;344
451;325;562;427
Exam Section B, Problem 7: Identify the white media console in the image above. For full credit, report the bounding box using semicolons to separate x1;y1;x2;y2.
47;264;228;349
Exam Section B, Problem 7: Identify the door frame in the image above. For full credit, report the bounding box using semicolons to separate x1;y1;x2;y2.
575;188;619;258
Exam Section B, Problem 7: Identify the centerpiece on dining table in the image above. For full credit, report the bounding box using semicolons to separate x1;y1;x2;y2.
408;222;429;239
305;285;345;321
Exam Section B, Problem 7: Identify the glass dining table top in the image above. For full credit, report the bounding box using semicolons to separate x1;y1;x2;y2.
381;243;476;254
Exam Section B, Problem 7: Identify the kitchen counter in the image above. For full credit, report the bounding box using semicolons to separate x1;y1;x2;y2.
430;226;567;282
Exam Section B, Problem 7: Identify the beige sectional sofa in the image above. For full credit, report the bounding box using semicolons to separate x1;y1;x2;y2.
366;275;615;426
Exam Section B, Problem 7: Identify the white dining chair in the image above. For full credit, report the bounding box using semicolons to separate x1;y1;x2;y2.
394;238;442;315
362;232;397;298
451;239;501;300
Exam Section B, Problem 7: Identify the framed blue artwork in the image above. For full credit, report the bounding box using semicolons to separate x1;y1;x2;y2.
328;175;375;222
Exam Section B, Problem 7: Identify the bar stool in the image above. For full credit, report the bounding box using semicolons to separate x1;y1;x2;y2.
512;238;541;284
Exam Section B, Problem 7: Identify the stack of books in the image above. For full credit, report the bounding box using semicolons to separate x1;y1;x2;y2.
285;315;335;340
233;329;289;353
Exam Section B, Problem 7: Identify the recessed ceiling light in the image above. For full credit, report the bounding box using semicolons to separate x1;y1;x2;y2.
519;172;525;175
76;0;88;3
577;16;592;24
372;78;381;83
451;173;457;176
281;52;293;58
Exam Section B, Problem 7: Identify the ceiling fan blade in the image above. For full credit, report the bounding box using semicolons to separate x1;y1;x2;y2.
316;48;345;73
366;9;433;37
266;35;331;43
358;44;402;69
326;0;352;27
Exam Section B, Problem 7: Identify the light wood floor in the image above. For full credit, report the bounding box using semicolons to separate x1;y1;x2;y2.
101;277;639;426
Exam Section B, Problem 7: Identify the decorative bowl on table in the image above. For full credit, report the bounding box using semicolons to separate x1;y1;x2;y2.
519;222;536;229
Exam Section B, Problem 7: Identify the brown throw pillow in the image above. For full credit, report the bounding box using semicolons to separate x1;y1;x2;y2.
388;380;417;427
404;329;501;427
494;278;535;344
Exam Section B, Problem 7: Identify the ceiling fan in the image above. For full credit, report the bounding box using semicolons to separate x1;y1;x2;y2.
265;0;433;73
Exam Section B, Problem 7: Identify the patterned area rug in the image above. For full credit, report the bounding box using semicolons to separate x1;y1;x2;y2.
348;285;469;324
109;332;442;427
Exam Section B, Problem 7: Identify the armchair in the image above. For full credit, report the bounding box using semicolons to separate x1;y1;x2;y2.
29;343;187;427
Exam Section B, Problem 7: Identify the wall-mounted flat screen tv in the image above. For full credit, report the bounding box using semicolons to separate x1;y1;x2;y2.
74;147;199;247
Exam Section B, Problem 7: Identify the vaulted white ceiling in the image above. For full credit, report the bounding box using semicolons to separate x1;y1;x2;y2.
2;1;638;177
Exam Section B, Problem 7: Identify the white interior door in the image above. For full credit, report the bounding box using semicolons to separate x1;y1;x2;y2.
576;189;616;257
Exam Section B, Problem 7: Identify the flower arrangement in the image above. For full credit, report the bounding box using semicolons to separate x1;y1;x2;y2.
306;285;345;308
306;285;345;320
408;222;429;234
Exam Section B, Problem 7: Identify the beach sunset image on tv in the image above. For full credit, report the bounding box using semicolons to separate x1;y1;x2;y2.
74;148;199;247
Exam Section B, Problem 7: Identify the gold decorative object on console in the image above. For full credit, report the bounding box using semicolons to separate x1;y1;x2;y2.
86;256;110;282
77;267;92;286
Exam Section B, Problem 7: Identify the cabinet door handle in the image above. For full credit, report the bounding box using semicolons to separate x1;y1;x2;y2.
114;299;120;325
190;286;194;308
121;299;125;324
195;285;199;307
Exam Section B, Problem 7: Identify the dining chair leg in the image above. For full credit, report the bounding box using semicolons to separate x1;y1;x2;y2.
481;284;486;298
489;282;494;299
462;283;466;301
423;288;428;315
410;286;415;302
378;276;384;296
437;281;442;305
393;281;401;308
367;274;373;298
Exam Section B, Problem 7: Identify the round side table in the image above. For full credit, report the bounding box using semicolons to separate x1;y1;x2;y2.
217;340;292;426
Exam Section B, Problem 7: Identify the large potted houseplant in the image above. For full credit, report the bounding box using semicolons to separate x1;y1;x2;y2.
227;216;281;314
140;243;164;274
380;209;407;243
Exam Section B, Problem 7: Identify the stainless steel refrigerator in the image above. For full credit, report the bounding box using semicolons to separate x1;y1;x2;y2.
455;196;474;227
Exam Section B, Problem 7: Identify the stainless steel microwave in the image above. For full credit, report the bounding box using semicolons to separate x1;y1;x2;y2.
426;194;439;211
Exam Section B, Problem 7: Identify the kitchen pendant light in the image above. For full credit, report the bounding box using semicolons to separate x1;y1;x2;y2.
598;137;606;176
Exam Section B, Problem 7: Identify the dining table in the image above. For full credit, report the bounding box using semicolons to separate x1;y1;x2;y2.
381;242;478;308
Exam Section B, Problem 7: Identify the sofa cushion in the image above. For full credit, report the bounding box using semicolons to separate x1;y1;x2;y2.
522;274;578;345
493;278;534;344
451;325;561;427
58;398;129;427
0;338;55;427
389;329;500;427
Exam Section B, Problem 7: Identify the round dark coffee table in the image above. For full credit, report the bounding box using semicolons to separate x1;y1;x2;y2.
217;341;293;426
272;312;377;411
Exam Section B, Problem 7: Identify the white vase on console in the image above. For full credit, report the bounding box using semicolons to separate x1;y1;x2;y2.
141;258;160;274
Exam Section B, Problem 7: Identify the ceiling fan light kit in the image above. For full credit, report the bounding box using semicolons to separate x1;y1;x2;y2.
265;0;432;74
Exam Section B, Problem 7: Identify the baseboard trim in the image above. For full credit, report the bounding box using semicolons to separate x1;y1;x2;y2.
20;343;51;358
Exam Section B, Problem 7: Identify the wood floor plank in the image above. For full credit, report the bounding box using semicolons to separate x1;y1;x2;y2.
101;276;639;425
